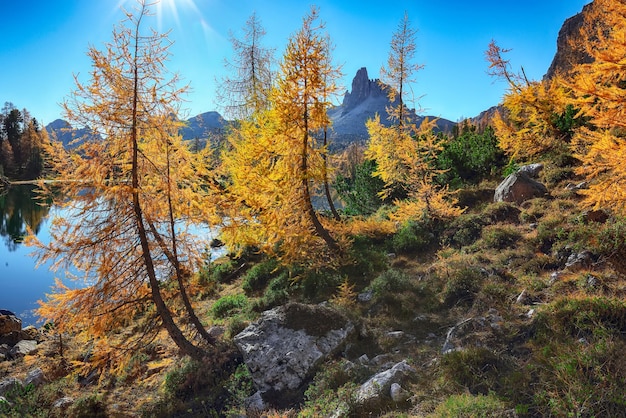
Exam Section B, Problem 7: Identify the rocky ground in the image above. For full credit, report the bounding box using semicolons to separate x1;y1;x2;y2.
1;163;626;417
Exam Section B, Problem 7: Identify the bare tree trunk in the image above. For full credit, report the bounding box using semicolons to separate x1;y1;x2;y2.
302;107;338;251
130;7;205;360
322;126;340;221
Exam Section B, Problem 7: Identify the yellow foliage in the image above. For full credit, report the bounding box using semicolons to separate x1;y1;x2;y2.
493;76;572;159
567;0;626;215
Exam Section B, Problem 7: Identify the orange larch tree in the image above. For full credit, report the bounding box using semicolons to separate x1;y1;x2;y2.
567;0;626;215
29;1;219;370
366;13;461;222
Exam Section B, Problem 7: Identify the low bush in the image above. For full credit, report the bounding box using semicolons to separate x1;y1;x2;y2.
441;266;484;307
211;294;249;319
440;347;512;395
392;220;436;254
242;258;280;295
481;225;522;249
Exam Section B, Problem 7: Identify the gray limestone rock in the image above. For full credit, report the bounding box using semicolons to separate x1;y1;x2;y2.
355;361;415;407
494;171;548;204
0;377;22;397
234;303;355;407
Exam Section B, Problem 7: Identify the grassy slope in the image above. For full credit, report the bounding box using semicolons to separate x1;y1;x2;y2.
2;166;626;417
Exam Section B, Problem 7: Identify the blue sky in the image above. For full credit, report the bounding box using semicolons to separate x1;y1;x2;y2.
0;0;590;125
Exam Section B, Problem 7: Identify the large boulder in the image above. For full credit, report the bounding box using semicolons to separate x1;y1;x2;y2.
494;171;548;204
9;340;38;359
234;303;355;408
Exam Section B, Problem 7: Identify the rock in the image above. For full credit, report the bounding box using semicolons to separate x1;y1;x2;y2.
545;2;594;79
583;209;609;223
53;396;75;410
517;163;544;178
9;340;38;358
207;326;225;339
342;67;387;113
23;368;46;387
0;310;21;335
494;171;548;204
357;290;373;303
0;377;22;397
234;303;355;407
442;311;503;354
390;382;411;403
20;325;42;342
355;361;415;408
565;250;593;271
244;391;267;413
565;181;588;191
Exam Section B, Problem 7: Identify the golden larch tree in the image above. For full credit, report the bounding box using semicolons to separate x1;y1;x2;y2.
221;7;344;264
567;0;626;215
29;1;219;370
486;40;574;160
366;13;461;222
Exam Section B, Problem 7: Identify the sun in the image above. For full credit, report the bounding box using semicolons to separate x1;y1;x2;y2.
115;0;201;32
154;0;200;32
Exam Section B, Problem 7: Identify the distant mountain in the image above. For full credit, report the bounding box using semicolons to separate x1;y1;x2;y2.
45;119;100;148
46;112;229;149
328;67;455;148
180;111;228;141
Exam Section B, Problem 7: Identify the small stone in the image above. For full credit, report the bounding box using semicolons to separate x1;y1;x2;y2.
53;397;74;409
525;309;535;318
23;368;46;387
387;331;404;339
357;354;370;365
207;326;224;339
549;271;562;286
357;290;373;303
244;391;267;413
390;382;410;403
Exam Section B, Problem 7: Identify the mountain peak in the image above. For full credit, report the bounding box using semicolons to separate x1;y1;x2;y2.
341;67;386;114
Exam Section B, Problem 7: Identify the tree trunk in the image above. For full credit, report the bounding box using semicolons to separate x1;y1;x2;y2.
130;9;206;360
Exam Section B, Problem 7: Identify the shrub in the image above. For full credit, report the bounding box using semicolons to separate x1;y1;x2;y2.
200;259;238;285
441;267;484;307
253;272;291;311
392;220;436;254
481;225;522;249
481;201;521;224
443;214;485;248
211;294;249;319
368;269;412;296
334;159;385;216
440;348;512;395
242;258;280;295
437;124;505;187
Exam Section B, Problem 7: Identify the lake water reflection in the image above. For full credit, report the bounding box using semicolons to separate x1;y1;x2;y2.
0;185;225;326
0;185;55;325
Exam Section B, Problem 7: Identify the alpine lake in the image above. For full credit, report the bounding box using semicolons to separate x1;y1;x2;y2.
0;184;224;326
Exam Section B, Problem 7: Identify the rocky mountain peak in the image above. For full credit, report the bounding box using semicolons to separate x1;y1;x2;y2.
341;67;386;114
545;2;594;79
